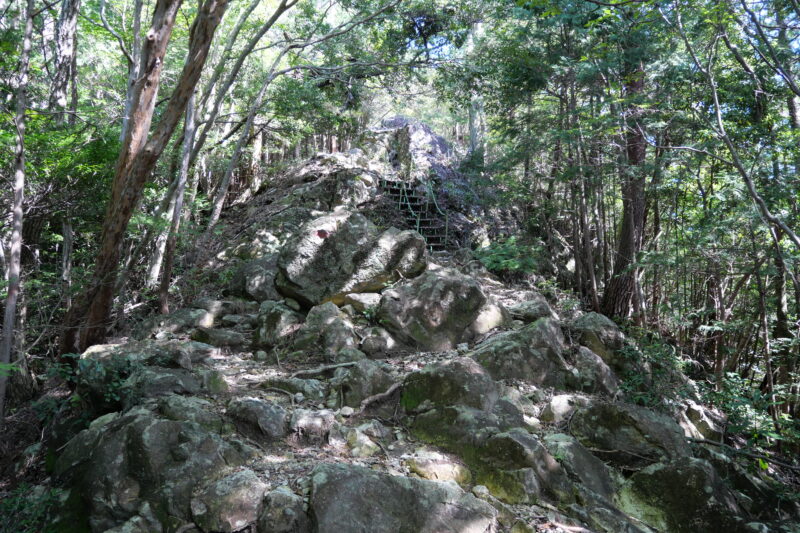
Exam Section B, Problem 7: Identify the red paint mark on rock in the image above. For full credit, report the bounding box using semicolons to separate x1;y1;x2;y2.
317;229;329;239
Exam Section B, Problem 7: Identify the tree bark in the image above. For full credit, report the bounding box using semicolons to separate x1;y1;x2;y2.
159;93;196;313
60;0;229;354
0;0;33;427
49;0;81;123
601;60;647;319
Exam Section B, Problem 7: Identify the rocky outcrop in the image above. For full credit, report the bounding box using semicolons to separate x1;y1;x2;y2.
569;401;691;469
615;457;747;533
253;300;304;349
191;469;267;532
226;397;288;442
570;312;626;370
471;318;570;388
54;408;254;531
377;268;505;351
291;302;359;361
508;293;556;322
275;211;427;307
309;463;499;533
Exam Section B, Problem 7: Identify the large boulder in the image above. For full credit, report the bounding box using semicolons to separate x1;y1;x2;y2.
191;469;267;532
80;339;217;370
133;307;215;339
329;359;396;408
122;367;203;408
309;463;498;533
402;357;500;412
543;433;616;502
54;408;253;531
508;293;557;322
570;313;626;369
291;302;359;361
570;402;691;469
275;211;427;307
471;318;570;389
228;253;282;302
615;457;747;533
573;347;620;396
226;398;288;442
258;486;311;533
253;300;304;349
377;268;504;351
477;428;574;504
156;395;228;434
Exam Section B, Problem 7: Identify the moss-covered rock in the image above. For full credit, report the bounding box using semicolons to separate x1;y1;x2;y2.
54;409;254;531
402;357;499;412
291;302;358;360
570;401;690;469
226;397;288;442
309;463;498;533
191;469;267;532
471;318;570;389
377;268;499;351
252;300;304;349
615;457;748;533
329;359;396;408
570;312;625;370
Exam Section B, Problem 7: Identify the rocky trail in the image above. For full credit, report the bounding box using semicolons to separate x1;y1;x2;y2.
27;119;800;532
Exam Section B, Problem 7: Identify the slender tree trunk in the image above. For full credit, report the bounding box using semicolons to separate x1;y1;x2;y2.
60;0;229;354
160;94;196;313
0;0;33;427
120;0;143;142
61;218;73;310
49;0;81;123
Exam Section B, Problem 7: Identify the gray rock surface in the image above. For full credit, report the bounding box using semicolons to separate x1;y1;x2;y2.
253;300;304;348
191;469;267;532
292;302;358;360
472;318;571;388
54;409;253;531
570;401;691;469
276;211;427;306
616;457;747;533
227;397;288;441
259;486;311;533
377;268;499;351
309;463;498;533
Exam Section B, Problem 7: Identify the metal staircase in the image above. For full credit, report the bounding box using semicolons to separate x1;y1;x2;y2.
378;177;450;252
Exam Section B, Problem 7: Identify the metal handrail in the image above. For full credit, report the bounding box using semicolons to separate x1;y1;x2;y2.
423;178;449;250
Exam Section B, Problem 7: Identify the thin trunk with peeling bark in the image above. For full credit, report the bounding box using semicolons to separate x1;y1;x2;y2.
1;0;33;427
160;94;196;313
60;0;229;354
49;0;81;123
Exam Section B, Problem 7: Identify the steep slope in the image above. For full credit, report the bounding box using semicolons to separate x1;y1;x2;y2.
44;119;799;533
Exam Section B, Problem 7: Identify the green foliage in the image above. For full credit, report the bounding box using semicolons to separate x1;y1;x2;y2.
704;373;786;446
0;484;65;533
474;236;542;278
618;328;693;410
50;353;137;412
0;362;19;378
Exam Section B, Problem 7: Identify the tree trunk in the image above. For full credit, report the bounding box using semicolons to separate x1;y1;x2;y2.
0;0;33;426
49;0;81;123
61;218;73;310
120;0;144;142
60;0;229;354
160;94;196;313
601;60;647;319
